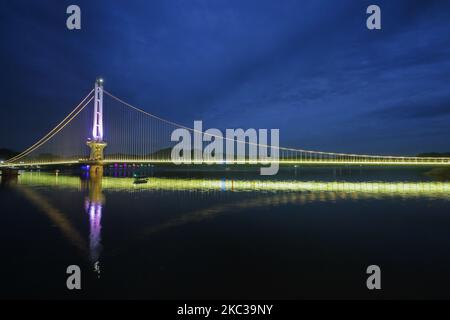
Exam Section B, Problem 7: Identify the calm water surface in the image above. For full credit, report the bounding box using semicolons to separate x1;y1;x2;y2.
1;167;450;299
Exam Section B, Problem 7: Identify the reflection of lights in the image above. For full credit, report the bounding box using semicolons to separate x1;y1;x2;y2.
89;202;102;258
17;186;88;254
220;178;226;191
84;198;90;212
87;200;102;278
17;172;450;200
101;178;450;198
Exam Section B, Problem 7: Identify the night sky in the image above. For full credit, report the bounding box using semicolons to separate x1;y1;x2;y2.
1;0;450;155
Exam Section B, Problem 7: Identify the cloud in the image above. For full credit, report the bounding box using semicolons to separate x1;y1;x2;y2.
370;95;450;120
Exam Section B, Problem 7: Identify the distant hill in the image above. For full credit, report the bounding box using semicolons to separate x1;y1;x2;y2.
0;148;19;161
417;152;450;158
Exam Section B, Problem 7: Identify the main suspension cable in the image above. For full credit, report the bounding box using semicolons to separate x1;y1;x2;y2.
6;93;94;163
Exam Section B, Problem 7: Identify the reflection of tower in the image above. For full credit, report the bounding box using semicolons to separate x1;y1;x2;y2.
84;165;105;278
86;78;107;163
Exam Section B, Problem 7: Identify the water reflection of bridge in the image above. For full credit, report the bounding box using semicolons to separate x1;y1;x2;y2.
14;171;450;199
2;169;105;278
3;169;450;276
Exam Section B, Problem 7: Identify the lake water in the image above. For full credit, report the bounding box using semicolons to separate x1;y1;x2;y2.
1;166;450;299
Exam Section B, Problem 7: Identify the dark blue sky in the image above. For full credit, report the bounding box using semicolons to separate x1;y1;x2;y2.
1;0;450;155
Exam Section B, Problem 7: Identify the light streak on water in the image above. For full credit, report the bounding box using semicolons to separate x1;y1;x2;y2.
15;172;450;200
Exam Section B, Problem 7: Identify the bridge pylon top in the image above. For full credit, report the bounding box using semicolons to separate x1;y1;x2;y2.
96;77;104;87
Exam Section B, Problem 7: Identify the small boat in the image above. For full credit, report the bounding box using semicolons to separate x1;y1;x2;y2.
133;173;149;184
133;178;148;184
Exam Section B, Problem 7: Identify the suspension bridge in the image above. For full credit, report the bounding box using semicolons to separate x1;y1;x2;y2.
1;78;450;169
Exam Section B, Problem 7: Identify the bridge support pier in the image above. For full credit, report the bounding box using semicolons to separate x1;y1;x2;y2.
86;140;107;162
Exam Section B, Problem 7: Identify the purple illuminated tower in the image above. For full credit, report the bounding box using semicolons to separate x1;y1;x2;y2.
92;77;104;140
86;77;107;162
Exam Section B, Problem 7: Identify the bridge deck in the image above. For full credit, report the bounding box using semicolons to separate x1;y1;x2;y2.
2;159;450;168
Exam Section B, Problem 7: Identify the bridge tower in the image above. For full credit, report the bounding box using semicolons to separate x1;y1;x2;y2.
86;77;107;163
